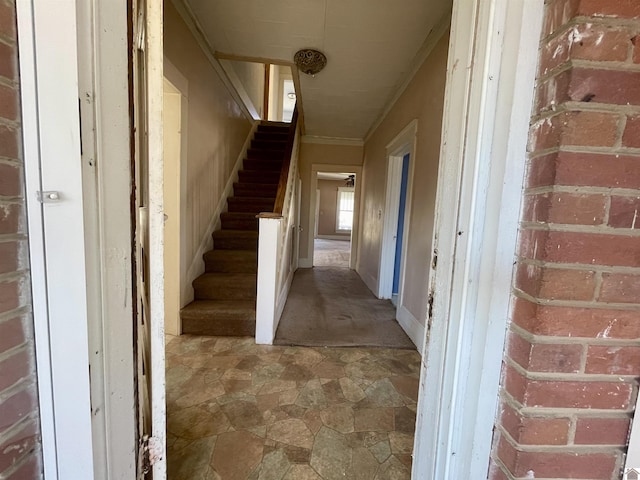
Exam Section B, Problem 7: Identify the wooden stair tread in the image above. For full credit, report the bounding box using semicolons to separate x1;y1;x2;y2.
212;230;258;239
181;300;256;336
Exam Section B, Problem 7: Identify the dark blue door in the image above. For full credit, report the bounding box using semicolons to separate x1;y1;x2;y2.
392;153;410;295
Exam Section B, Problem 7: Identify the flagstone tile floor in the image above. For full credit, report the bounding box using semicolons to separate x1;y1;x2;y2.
166;335;421;480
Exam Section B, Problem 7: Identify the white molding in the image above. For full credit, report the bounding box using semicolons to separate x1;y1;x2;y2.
302;135;365;147
396;305;425;354
412;0;544;478
359;270;380;298
308;164;363;270
275;267;295;326
626;390;640;470
171;0;255;121
16;1;95;477
378;120;418;300
365;15;451;143
256;217;281;344
184;122;258;299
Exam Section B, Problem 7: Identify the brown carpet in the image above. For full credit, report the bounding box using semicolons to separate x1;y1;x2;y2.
313;238;350;267
274;267;416;349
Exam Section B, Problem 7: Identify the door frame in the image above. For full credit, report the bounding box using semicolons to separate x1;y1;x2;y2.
308;165;362;270
412;0;544;477
16;1;96;478
378;119;417;301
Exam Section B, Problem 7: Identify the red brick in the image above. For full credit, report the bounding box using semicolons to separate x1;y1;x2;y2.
0;241;18;274
568;68;640;106
0;83;17;122
0;420;38;473
586;345;640;375
488;461;509;480
525;379;632;409
538;268;595;300
499;436;618;479
536;69;572;112
503;364;527;404
542;0;580;38
0;349;31;392
0;124;19;159
8;454;41;480
530;111;620;152
517;228;549;260
500;403;571;445
0;387;37;437
623;115;640;148
634;35;640;63
523;192;605;225
554;151;640;189
578;0;640;19
0;280;19;314
506;332;532;370
512;297;640;338
0;316;26;355
0;163;21;196
0;204;21;234
609;196;640;229
525;154;557;189
575;417;631;445
0;2;16;40
0;41;15;82
600;273;640;303
543;231;640;267
530;343;583;373
516;263;596;301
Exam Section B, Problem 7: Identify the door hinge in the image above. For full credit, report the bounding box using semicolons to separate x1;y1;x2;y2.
139;435;161;476
36;191;62;203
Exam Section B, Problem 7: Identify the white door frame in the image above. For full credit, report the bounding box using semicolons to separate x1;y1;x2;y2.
412;0;543;478
378;119;417;300
16;1;95;478
308;164;362;270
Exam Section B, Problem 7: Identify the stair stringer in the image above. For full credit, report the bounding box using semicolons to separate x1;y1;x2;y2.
183;120;259;307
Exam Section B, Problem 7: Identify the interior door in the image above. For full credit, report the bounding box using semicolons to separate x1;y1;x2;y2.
132;0;166;478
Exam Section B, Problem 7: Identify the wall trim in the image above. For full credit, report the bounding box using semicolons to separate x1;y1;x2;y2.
397;305;425;354
316;234;351;241
302;135;365;147
184;122;259;301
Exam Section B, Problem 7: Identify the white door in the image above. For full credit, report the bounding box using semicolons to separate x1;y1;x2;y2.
132;0;166;477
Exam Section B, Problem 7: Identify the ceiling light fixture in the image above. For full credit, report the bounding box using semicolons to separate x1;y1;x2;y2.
294;49;327;76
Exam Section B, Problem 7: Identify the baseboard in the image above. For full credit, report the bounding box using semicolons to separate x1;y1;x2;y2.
397;304;425;354
184;121;259;291
273;267;295;339
316;235;351;241
298;258;313;268
358;268;380;298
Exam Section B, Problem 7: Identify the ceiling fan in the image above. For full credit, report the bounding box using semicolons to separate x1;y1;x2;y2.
344;174;355;188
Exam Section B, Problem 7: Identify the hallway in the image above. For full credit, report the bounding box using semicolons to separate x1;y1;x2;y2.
274;268;414;349
166;335;420;479
313;239;350;268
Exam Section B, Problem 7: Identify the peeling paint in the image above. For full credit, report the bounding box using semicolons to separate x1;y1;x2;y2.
597;319;617;338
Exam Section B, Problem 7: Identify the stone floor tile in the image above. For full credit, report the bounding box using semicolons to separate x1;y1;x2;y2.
257;449;290;480
349;446;380;479
339;377;367;403
319;404;354;433
394;406;417;433
212;430;263;480
310;426;352;480
388;431;414;454
354;407;395;432
364;378;406;407
282;465;322;480
267;418;314;449
369;439;392;463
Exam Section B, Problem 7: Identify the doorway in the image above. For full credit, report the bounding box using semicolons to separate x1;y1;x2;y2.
313;171;355;268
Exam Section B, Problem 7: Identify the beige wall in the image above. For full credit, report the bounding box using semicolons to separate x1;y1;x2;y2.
164;1;253;302
230;60;265;118
358;32;449;326
298;142;363;263
316;179;352;237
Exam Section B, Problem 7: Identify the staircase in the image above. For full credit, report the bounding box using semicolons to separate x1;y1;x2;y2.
180;121;290;336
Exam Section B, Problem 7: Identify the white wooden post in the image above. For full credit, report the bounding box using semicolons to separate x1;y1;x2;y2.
256;216;282;344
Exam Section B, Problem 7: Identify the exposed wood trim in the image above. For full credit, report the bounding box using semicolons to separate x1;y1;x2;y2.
273;106;299;214
264;63;270;119
364;12;451;143
214;51;294;66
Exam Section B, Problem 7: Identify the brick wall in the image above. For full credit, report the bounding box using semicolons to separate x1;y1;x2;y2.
490;1;640;479
0;0;43;478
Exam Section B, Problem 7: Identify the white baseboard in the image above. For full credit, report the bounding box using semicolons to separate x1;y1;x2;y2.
397;304;425;354
298;258;313;268
358;268;380;298
184;121;258;293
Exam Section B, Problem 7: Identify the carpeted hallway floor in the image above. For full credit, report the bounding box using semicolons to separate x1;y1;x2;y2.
274;268;415;349
313;239;350;267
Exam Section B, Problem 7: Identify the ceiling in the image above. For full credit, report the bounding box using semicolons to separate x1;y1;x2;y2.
185;0;451;140
317;172;354;181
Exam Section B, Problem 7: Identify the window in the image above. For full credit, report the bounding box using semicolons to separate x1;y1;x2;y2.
336;187;355;231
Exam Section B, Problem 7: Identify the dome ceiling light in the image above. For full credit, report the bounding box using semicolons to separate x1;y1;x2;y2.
294;49;327;76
